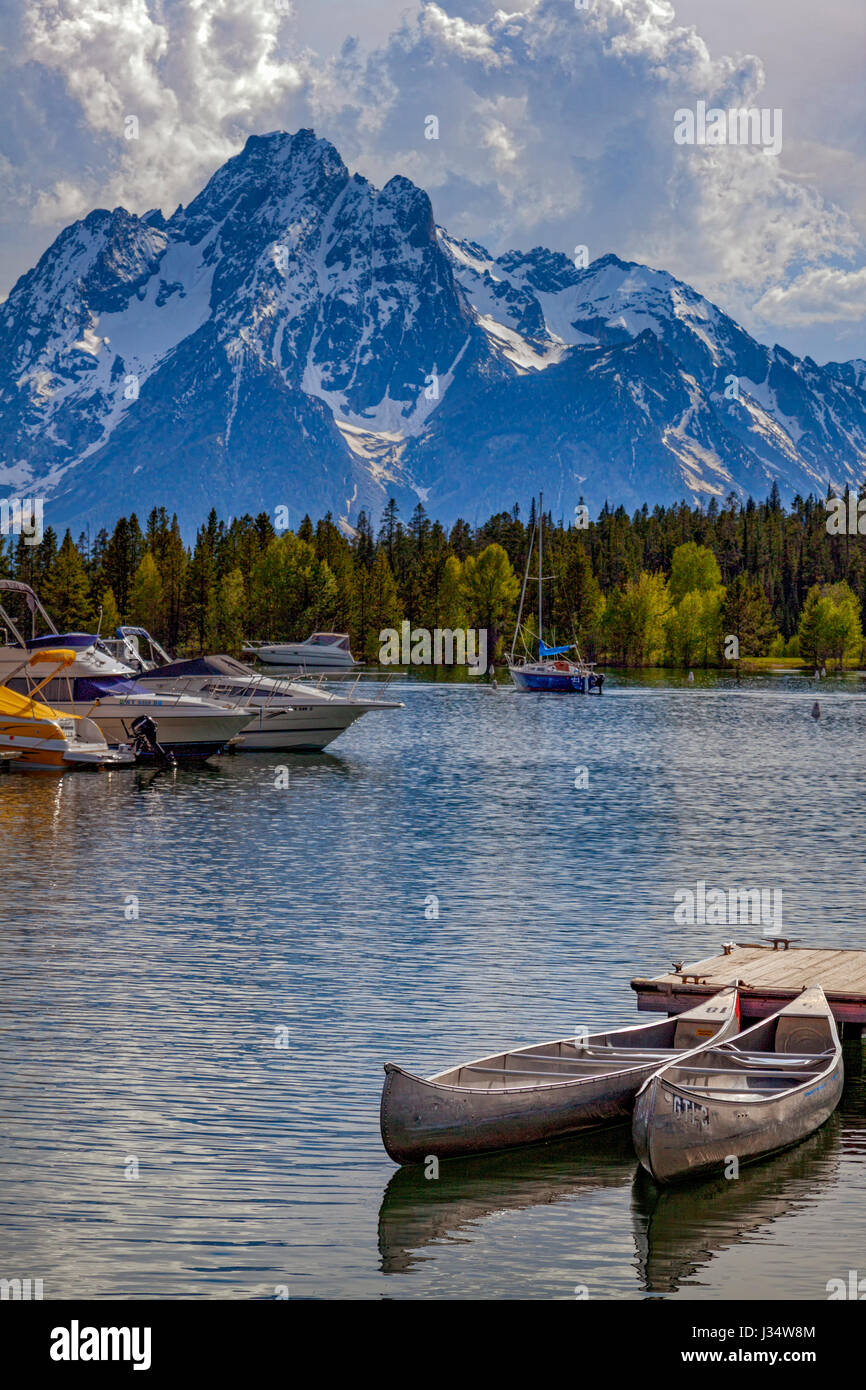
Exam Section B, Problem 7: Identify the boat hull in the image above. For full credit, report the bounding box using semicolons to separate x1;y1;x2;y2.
135;673;403;752
508;662;602;693
244;645;357;671
235;705;367;751
0;722;135;773
633;1066;843;1185
47;701;250;760
382;1059;664;1163
234;697;402;750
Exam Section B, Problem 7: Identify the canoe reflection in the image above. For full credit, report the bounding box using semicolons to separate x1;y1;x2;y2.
378;1125;636;1274
630;1117;841;1295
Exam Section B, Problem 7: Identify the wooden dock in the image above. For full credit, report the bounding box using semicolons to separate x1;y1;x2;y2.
632;941;866;1037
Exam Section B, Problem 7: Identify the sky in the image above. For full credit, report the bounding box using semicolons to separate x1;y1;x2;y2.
1;0;864;364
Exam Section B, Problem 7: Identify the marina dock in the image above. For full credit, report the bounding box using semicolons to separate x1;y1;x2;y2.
632;941;866;1037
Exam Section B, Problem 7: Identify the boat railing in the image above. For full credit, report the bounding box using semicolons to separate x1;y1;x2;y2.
290;670;398;702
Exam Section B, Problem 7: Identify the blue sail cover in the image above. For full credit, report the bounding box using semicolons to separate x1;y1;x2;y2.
538;639;572;657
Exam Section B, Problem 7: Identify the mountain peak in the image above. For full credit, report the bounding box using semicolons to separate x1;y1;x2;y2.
2;128;865;538
172;127;349;243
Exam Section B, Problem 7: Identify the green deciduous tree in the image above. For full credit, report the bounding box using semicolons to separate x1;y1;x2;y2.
668;542;722;605
460;543;520;658
665;587;725;667
799;582;863;668
601;571;669;665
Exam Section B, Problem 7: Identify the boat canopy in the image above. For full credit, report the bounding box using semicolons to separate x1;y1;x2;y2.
27;648;77;667
0;579;40;601
0;684;70;722
72;676;142;699
154;654;253;679
27;632;96;650
538;639;572;657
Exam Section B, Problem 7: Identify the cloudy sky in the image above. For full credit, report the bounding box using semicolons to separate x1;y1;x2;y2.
2;0;864;363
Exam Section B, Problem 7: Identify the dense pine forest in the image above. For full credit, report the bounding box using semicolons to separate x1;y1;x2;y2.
2;486;866;668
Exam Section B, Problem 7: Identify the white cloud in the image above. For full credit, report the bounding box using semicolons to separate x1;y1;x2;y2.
20;0;312;219
308;0;864;345
2;0;864;358
754;267;866;327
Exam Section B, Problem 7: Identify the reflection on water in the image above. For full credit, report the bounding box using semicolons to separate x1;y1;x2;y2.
2;674;866;1298
379;1126;637;1275
631;1121;842;1296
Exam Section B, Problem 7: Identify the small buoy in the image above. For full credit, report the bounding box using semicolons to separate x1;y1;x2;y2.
812;701;820;720
491;677;498;689
687;670;694;683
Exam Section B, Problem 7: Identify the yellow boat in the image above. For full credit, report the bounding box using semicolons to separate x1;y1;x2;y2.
0;649;136;773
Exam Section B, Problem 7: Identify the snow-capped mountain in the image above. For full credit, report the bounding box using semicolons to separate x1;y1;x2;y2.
2;128;865;538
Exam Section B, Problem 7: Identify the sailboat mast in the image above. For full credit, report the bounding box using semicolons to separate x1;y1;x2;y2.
510;513;535;661
538;491;543;650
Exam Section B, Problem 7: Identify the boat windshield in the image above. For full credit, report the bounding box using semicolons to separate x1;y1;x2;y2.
308;634;350;649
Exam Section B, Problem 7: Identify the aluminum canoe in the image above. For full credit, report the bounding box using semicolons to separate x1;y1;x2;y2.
632;985;843;1185
380;988;740;1164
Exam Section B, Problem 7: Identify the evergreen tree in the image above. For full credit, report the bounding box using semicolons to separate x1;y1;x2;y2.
358;550;400;661
720;574;778;657
42;530;93;630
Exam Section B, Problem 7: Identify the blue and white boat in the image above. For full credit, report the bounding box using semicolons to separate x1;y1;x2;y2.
506;493;603;694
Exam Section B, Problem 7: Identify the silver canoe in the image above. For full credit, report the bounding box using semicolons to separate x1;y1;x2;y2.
380;988;740;1164
632;985;843;1185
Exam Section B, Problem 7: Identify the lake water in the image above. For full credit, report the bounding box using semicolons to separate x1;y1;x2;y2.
1;671;865;1300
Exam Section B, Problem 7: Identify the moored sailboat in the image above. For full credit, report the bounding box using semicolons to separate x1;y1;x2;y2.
506;493;603;693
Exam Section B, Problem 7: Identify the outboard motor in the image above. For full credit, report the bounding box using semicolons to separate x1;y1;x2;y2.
131;715;176;766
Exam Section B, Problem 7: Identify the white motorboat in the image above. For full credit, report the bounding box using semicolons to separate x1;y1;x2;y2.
242;632;358;671
0;581;254;761
0;649;136;772
106;627;403;752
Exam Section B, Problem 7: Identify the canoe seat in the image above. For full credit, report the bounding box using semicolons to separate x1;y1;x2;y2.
673;1017;722;1049
576;1046;680;1061
775;1016;835;1055
460;1065;591;1083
